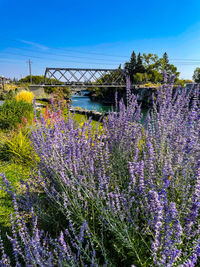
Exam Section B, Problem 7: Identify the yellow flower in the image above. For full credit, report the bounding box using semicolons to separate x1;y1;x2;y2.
16;90;34;103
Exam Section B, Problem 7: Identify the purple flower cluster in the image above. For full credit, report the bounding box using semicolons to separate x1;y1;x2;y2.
1;77;200;266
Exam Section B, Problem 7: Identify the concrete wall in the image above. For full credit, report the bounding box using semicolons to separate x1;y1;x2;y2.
69;107;109;122
29;85;45;97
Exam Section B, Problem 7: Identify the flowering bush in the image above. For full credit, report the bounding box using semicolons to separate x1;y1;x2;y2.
1;79;200;266
42;105;63;125
0;99;34;130
16;90;34;103
49;87;67;112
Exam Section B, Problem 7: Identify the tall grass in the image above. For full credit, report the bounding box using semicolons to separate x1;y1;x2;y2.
0;129;37;164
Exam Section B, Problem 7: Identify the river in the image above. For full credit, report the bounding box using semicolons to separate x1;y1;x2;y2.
71;93;148;120
71;93;113;112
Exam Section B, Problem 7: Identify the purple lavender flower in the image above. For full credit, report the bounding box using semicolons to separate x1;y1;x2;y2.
0;81;200;266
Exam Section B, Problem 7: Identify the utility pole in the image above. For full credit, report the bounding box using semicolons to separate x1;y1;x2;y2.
27;59;32;84
2;76;4;90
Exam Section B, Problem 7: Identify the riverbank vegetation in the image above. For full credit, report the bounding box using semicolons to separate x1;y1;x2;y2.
0;77;200;266
125;51;179;83
88;52;193;104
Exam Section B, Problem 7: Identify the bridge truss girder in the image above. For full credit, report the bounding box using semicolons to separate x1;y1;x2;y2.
43;68;128;87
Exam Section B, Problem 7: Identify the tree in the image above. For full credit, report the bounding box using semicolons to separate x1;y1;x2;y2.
148;69;162;83
154;52;180;80
19;75;44;84
124;50;137;82
125;51;180;84
193;67;200;83
163;52;169;65
118;64;122;69
135;53;145;73
154;52;169;73
133;73;144;84
130;50;137;70
142;53;159;71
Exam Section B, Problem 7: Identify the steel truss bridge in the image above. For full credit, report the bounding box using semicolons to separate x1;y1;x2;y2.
43;68;129;88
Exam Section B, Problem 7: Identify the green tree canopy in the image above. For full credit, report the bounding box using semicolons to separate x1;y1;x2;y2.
130;51;137;71
163;52;169;65
133;73;144;84
124;50;137;82
142;53;159;71
135;53;145;73
193;67;200;83
19;75;64;86
154;52;180;79
124;51;180;84
19;75;44;84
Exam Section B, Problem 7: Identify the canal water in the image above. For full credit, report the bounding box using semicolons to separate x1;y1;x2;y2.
71;93;113;112
71;93;148;120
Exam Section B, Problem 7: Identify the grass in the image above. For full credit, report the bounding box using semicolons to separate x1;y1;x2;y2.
0;162;31;227
69;112;103;134
0;161;31;260
0;129;32;241
0;162;31;264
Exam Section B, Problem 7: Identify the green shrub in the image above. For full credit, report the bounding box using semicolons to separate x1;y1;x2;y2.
0;99;34;130
0;89;15;100
44;86;70;99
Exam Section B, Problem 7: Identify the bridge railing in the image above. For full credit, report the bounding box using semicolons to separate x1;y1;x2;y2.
43;68;128;87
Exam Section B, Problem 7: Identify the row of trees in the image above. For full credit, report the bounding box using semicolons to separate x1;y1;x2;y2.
124;51;180;83
19;75;62;85
19;75;44;84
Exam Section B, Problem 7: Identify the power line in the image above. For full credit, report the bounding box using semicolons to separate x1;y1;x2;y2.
0;53;120;66
9;45;130;59
0;49;200;67
10;47;126;61
171;59;200;62
0;58;118;67
1;36;200;62
2;49;200;66
8;45;200;62
0;36;130;59
0;57;200;67
0;50;124;63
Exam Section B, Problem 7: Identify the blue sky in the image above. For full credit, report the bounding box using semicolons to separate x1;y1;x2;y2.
0;0;200;79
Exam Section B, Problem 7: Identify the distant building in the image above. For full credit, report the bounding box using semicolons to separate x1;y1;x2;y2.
0;76;11;85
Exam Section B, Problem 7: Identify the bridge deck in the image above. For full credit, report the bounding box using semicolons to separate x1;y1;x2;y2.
31;84;126;88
